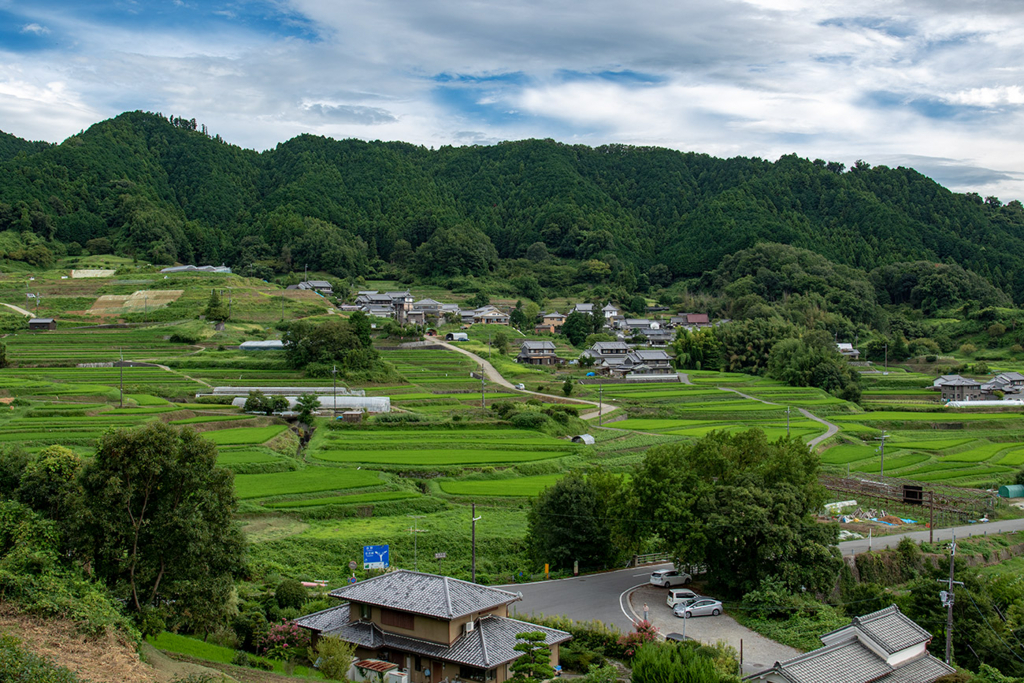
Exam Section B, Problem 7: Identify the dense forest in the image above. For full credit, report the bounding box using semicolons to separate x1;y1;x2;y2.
2;110;1024;301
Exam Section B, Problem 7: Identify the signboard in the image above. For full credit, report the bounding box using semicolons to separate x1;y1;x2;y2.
349;560;358;571
363;545;390;570
435;552;447;559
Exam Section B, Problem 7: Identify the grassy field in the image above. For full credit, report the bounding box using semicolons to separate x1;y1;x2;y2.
439;474;563;496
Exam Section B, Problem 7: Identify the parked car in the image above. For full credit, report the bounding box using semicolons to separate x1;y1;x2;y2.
665;632;694;642
514;383;526;390
665;588;701;607
673;598;722;618
649;568;692;587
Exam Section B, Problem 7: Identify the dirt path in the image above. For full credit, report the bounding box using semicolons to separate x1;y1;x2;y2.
0;302;33;316
718;387;839;448
153;363;213;389
426;336;619;421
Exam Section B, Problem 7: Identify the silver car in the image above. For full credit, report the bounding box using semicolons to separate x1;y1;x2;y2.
673;598;722;618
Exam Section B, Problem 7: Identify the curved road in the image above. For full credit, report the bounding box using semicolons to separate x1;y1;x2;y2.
426;336;620;421
720;387;839;449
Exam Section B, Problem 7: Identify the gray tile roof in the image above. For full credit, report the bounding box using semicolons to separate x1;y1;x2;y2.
296;603;569;670
877;654;955;682
849;605;932;654
327;570;520;620
520;341;556;352
772;638;891;683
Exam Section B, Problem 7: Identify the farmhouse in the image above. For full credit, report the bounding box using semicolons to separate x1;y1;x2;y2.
534;311;565;334
745;604;953;683
516;340;559;365
940;377;982;402
836;342;861;360
295;570;570;683
28;317;57;330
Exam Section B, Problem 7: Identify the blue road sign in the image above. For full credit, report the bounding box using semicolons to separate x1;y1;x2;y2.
363;545;390;569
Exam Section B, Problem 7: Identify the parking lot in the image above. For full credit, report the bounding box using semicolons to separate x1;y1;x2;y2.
629;584;802;674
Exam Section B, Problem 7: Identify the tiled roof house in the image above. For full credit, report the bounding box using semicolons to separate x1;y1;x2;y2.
745;605;954;683
295;570;570;683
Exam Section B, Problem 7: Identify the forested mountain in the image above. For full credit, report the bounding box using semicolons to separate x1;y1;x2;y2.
2;110;1024;300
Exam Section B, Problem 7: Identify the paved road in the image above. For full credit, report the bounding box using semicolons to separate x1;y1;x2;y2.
837;516;1024;555
498;563;673;633
425;336;619;421
631;584;801;674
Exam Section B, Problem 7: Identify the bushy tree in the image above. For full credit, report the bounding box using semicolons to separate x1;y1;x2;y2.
631;641;741;683
295;393;320;425
562;311;592;347
629;430;841;595
283;319;380;372
767;330;861;400
276;579;308;610
307;635;355;680
80;422;246;614
526;471;618;571
671;328;720;371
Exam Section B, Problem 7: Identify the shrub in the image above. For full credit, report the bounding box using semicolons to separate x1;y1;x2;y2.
275;579;308;610
231;651;252;667
259;621;309;661
308;635;355;680
959;343;977;356
559;640;606;672
742;576;796;620
925;355;938;363
618;620;659;658
510;412;549;430
0;633;80;682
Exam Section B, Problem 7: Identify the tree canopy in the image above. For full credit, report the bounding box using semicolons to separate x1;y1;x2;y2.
629;429;841;595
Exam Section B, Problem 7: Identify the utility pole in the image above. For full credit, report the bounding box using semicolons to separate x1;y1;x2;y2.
479;367;485;408
598;376;603;427
884;342;888;371
875;431;889;478
471;503;482;583
929;491;935;544
937;531;964;665
332;365;338;420
786;406;791;437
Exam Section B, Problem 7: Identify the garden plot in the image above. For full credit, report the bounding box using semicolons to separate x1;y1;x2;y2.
203;425;289;445
89;289;183;314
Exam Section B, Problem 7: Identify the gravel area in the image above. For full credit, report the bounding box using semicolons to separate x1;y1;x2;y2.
629;584;803;674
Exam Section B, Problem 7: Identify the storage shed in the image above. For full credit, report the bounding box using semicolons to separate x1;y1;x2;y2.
571;434;595;445
28;318;56;330
998;484;1024;498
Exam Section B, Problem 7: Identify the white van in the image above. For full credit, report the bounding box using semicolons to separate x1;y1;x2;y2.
666;588;700;608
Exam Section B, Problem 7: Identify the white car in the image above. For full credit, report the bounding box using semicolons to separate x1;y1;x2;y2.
514;383;526;390
666;588;701;607
649;568;692;587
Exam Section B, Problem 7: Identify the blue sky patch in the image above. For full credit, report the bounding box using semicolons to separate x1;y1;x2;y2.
820;16;914;39
863;91;993;121
0;10;60;52
554;69;665;85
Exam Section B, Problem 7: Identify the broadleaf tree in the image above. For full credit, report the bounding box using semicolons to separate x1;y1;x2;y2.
629;429;841;595
80;422;246;615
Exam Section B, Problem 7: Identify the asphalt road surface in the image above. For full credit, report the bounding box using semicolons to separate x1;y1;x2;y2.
838;515;1024;555
498;563;674;633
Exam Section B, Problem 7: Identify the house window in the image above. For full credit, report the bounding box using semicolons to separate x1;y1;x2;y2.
458;665;495;681
415;656;422;672
380;608;415;630
359;603;371;620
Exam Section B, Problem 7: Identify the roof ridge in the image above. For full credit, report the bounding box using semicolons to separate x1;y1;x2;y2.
444;576;453;619
477;616;490;667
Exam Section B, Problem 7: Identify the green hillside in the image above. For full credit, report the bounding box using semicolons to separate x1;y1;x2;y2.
1;111;1024;301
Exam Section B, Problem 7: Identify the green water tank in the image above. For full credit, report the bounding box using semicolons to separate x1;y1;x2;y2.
998;484;1024;498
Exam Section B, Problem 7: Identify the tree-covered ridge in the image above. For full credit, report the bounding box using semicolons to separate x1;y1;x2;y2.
2;111;1024;300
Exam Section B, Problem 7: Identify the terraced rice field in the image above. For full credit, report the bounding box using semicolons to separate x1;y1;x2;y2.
234;467;383;499
203;425;289;445
263;491;420;508
440;474;563;496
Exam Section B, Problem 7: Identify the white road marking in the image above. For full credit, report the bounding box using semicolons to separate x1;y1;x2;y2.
619;583;647;625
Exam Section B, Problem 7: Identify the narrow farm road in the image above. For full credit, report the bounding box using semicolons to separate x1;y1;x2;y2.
719;387;838;448
425;336;619;421
0;302;33;316
152;363;213;389
838;517;1024;555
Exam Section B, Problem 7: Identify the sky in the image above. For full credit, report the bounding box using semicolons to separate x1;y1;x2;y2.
2;0;1024;200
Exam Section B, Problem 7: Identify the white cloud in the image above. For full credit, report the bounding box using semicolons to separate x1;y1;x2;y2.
2;0;1024;197
20;23;49;35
